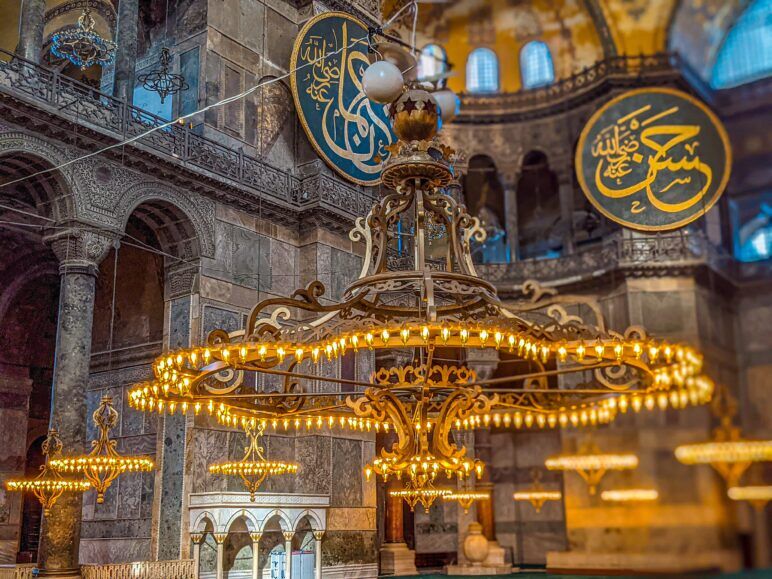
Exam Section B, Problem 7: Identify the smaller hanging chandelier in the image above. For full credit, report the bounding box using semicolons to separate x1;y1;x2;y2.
51;8;116;70
546;442;638;496
390;482;452;512
5;430;91;515
513;469;562;512
727;486;772;511
208;422;298;501
674;387;772;487
50;397;154;503
443;488;490;514
137;47;189;104
601;488;658;503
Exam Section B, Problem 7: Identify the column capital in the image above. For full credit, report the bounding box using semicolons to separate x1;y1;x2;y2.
190;532;205;544
313;530;324;541
249;531;263;543
213;532;228;544
44;226;118;276
282;531;295;541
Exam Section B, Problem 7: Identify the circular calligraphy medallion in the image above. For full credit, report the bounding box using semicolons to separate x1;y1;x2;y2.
576;87;731;231
290;12;396;186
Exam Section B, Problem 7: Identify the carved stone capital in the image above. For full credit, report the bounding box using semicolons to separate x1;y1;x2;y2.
313;530;324;541
44;225;117;276
249;532;263;543
165;260;200;300
282;531;295;542
213;532;228;544
190;532;204;545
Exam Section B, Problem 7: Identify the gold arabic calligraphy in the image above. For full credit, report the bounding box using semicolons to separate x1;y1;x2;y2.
590;104;713;214
299;22;392;175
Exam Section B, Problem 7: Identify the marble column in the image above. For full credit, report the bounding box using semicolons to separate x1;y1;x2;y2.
190;533;204;579
557;178;575;255
113;0;139;102
38;232;112;578
250;532;262;579
213;533;227;579
380;477;417;575
18;0;46;63
501;173;520;262
753;506;770;568
283;532;294;579
313;531;324;579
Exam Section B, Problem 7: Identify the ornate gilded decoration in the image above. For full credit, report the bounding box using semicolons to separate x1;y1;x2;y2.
546;442;639;495
208;422;298;501
674;387;772;487
513;469;561;512
389;483;452;511
5;430;91;515
576;87;731;231
290;12;396;186
50;397;154;503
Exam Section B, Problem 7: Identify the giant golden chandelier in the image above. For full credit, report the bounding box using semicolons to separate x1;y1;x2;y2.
127;84;714;493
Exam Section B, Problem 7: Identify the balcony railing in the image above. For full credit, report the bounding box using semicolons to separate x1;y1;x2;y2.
458;53;684;121
475;232;765;287
0;48;371;222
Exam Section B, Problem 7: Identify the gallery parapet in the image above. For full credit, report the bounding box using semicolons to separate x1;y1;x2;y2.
0;48;373;229
457;53;687;122
476;231;770;290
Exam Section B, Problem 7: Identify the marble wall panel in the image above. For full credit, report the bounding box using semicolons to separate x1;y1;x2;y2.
79;537;151;565
321;531;377;566
330;248;362;301
331;438;362;507
261;435;295;494
295;435;332;495
189;428;229;493
232;228;271;291
202;305;242;339
270;240;298;296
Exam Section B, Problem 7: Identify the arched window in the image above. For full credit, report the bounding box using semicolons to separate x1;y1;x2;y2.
712;0;772;88
419;44;447;80
466;48;499;93
520;41;554;89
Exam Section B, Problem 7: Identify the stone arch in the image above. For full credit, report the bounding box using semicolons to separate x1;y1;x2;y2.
193;512;217;533
291;510;324;533
116;182;215;259
0;133;79;221
225;511;258;533
259;510;292;533
516;149;562;259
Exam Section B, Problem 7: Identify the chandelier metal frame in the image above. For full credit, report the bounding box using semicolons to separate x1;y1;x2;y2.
513;469;562;512
50;397;154;503
50;8;116;70
208;422;298;500
545;441;639;496
674;387;772;487
137;47;189;104
5;430;91;515
126;72;715;497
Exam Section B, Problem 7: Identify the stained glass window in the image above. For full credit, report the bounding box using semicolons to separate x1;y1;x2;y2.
520;41;555;89
712;0;772;88
466;48;499;93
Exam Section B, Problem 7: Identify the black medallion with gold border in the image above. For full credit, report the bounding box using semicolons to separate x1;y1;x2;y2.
290;12;396;186
576;87;731;231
